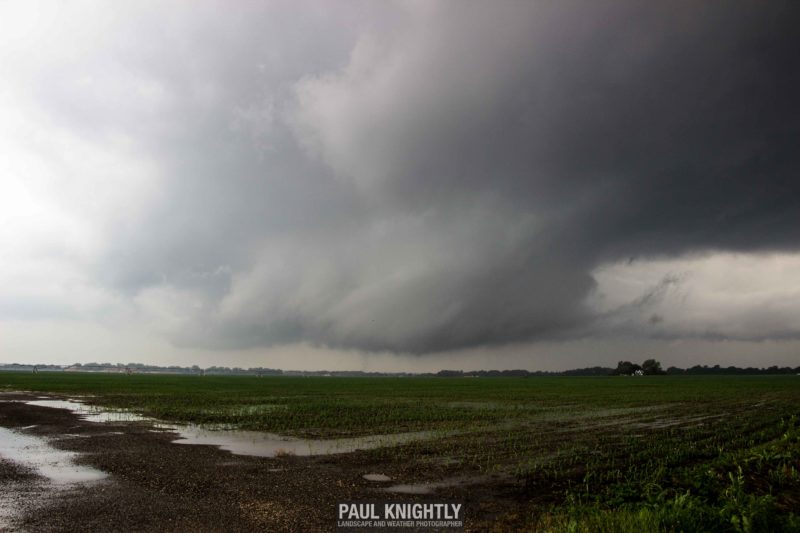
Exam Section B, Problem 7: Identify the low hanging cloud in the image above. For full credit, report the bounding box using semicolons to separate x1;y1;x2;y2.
590;253;800;342
2;1;799;357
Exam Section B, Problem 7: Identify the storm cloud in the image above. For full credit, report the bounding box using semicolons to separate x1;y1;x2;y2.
2;1;799;362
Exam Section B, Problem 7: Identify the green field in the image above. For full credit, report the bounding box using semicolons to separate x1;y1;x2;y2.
2;372;799;531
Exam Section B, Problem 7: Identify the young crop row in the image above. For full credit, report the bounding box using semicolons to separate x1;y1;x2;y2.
530;410;800;532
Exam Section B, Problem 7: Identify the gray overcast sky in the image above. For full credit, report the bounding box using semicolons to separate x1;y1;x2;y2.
1;1;799;371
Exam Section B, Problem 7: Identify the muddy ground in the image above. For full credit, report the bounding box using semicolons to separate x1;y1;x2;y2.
0;393;527;532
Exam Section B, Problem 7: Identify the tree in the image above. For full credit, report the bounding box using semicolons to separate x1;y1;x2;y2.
641;358;665;375
613;361;642;376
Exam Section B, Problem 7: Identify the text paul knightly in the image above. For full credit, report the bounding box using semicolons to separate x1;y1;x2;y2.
337;502;464;529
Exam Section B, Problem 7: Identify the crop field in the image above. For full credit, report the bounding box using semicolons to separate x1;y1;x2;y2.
2;372;799;531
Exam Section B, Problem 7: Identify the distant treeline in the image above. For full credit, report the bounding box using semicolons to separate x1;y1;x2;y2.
435;367;614;377
0;362;797;377
666;365;800;376
0;362;285;376
437;362;800;377
0;362;421;377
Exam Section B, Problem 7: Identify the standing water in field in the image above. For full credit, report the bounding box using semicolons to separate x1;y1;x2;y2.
0;426;107;484
0;426;108;530
169;426;439;457
21;396;447;458
26;399;150;423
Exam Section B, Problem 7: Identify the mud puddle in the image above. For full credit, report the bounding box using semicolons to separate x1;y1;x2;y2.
0;426;107;484
363;473;392;482
0;426;107;531
25;399;150;423
20;395;449;459
382;473;507;494
170;426;441;457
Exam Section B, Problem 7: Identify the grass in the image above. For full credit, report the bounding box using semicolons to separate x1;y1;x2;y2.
2;372;798;530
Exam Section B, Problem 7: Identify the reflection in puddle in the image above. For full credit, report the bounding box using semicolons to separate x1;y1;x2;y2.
0;427;107;484
170;426;439;457
0;425;107;530
22;396;449;458
363;473;392;482
382;474;503;494
383;483;436;494
26;399;150;423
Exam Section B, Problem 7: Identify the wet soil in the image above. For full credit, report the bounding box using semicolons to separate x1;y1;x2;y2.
0;393;526;532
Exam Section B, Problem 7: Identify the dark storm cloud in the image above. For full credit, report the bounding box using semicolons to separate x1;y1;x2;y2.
26;1;800;353
295;2;800;254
